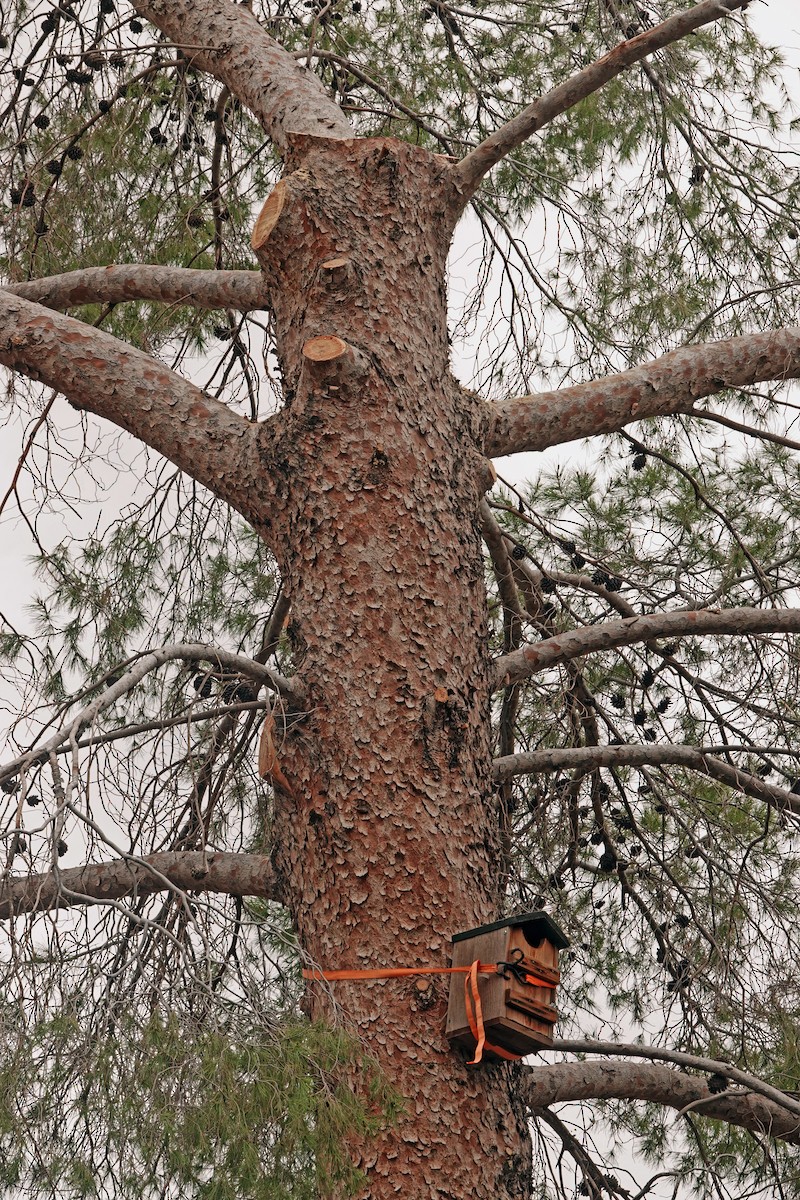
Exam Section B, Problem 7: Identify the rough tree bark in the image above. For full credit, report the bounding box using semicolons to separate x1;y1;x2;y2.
246;135;532;1196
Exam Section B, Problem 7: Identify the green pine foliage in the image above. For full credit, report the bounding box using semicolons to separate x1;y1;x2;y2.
486;432;800;1192
0;1004;399;1198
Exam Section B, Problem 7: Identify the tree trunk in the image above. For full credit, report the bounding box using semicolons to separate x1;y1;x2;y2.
252;136;532;1197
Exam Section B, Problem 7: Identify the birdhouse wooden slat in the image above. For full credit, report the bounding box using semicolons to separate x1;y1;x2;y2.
445;911;569;1060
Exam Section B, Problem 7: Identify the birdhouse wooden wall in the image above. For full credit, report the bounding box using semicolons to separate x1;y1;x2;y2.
445;911;569;1060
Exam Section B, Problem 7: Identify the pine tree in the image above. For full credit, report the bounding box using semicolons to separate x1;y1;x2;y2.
1;0;800;1196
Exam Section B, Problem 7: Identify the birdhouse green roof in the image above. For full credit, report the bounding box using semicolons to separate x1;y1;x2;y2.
452;910;569;950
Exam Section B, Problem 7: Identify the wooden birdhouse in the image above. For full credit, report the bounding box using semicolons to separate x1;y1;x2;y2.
445;911;569;1061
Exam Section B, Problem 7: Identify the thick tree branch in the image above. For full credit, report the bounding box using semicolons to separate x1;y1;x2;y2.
493;745;800;816
3;265;271;314
0;642;304;789
0;851;279;920
454;0;751;201
0;291;265;520
493;607;800;689
486;327;800;458
133;0;351;151
549;1039;800;1117
523;1060;800;1144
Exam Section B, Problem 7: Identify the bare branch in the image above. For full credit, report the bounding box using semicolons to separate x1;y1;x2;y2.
51;700;268;756
133;0;351;151
691;405;800;453
0;642;304;788
0;291;265;520
534;1108;611;1199
489;506;635;617
486;327;800;458
0;851;279;920
493;745;800;816
454;0;751;201
493;607;800;690
480;499;524;626
523;1060;800;1145
3;265;271;314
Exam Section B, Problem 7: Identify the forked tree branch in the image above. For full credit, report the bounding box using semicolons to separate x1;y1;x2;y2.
133;0;351;151
0;291;266;520
493;745;800;816
0;642;303;790
0;851;279;920
549;1039;800;1117
454;0;752;201
3;265;271;314
523;1061;800;1145
493;607;800;689
486;327;800;458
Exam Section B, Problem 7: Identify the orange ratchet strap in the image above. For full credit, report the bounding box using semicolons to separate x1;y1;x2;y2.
463;958;519;1064
302;959;554;1066
303;964;494;982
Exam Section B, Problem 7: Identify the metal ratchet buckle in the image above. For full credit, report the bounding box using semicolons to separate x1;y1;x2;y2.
495;946;528;984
